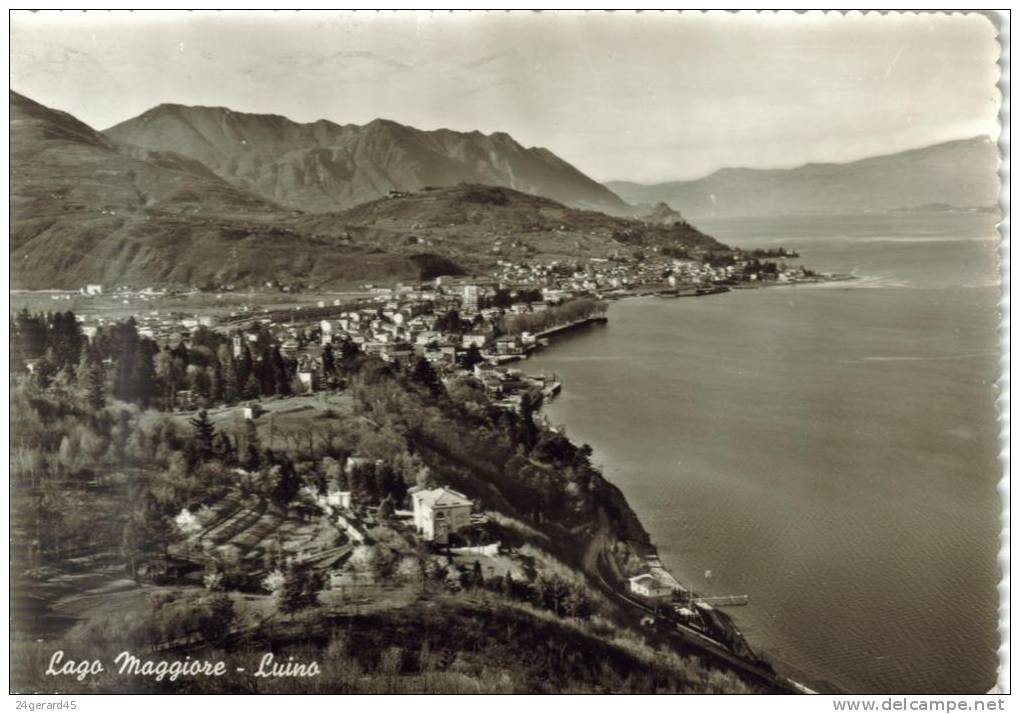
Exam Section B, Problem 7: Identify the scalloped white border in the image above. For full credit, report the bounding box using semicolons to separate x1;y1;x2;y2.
1;7;1012;698
993;8;1011;696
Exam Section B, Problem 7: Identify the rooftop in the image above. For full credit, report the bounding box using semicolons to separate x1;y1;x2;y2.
411;486;473;510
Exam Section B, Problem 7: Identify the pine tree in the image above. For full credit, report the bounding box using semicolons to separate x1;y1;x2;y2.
133;338;159;407
258;347;275;396
338;340;360;368
197;591;236;646
49;310;84;371
209;359;223;405
243;420;261;471
242;372;261;400
212;432;236;464
84;361;106;411
217;344;239;404
189;409;216;458
15;308;48;362
108;319;158;407
74;349;93;384
277;561;324;618
192;368;212;402
321;343;335;380
461;343;484;370
272;347;291;396
238;345;254;387
272;457;301;504
32;354;57;389
411;356;443;397
349;462;378;504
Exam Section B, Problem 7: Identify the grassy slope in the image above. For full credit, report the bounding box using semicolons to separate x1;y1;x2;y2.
18;594;761;694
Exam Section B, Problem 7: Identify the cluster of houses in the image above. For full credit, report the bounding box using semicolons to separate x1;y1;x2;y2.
70;308;217;346
215;281;566;408
493;252;813;296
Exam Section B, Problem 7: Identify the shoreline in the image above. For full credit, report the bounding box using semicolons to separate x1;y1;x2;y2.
525;260;999;694
528;292;821;693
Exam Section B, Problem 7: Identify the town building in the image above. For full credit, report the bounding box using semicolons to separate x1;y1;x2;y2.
409;486;473;543
628;573;676;600
326;490;353;510
462;285;480;314
296;370;317;393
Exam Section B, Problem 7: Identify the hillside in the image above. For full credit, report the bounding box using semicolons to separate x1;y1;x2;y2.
607;137;1000;219
4;93;439;289
299;183;727;267
10;90;281;239
11;356;771;694
104;104;630;215
10;92;726;290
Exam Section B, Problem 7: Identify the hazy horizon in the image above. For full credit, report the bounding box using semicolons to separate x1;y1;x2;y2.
10;11;1002;183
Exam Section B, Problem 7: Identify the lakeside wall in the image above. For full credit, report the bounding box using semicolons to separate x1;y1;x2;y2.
533;315;608;340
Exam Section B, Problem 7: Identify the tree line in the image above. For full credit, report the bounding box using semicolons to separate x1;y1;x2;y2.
10;310;353;411
501;297;607;336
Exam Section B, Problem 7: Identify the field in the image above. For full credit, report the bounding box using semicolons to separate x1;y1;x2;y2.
181;488;339;563
146;392;357;450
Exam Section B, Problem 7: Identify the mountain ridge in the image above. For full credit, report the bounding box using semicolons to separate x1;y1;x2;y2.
9;90;456;289
104;102;631;215
10;91;722;290
606;136;999;219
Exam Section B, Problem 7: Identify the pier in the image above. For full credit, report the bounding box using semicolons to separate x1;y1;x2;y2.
533;315;608;339
695;594;750;607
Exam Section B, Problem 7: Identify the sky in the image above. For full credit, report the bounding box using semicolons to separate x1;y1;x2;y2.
9;10;1002;183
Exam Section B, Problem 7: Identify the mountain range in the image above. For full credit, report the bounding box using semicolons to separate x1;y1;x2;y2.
10;89;1000;289
9;91;719;289
607;137;1000;219
104;104;629;215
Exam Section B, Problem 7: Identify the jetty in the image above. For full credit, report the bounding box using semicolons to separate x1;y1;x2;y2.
533;314;608;340
695;594;750;608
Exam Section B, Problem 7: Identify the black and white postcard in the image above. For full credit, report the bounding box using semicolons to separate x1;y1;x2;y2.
8;9;1008;702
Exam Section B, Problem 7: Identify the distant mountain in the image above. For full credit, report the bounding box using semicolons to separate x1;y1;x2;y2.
10;91;722;290
104;104;630;215
607;137;1000;219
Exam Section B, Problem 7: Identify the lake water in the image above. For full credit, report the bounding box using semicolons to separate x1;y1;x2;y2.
525;213;1003;693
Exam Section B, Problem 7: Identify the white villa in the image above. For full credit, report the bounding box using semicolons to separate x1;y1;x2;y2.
628;573;676;600
409;486;473;543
